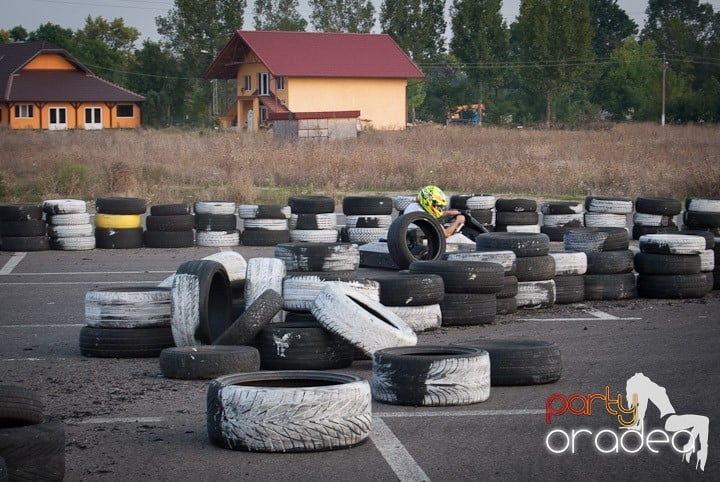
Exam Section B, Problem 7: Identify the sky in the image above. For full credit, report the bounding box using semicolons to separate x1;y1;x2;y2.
3;0;720;44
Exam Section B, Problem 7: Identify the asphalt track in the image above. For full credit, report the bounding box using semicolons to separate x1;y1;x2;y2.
1;245;719;481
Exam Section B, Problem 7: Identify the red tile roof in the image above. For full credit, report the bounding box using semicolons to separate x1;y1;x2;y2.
205;31;424;80
0;41;144;103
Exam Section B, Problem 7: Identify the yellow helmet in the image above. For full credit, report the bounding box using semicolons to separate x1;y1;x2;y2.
417;185;447;218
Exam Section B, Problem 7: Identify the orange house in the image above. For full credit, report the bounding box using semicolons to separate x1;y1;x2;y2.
0;41;144;130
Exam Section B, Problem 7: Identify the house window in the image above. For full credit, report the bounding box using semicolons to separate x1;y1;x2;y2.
259;106;268;123
15;104;34;118
243;75;251;91
84;107;102;130
117;105;134;118
258;72;269;96
276;76;285;90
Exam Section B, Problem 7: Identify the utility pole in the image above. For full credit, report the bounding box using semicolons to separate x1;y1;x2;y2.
661;52;667;126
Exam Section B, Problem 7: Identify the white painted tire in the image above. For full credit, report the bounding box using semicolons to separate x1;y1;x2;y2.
639;234;707;255
501;224;541;233
311;282;417;356
385;304;442;332
47;213;91;225
586;197;634;214
47;223;93;238
282;276;379;311
85;287;171;328
516;280;556;308
633;212;675;227
194;201;236;215
700;249;715;272
196;230;240;247
203;251;247;283
584;212;627;228
344;215;392;229
394;195;416;212
237;204;259;219
245;258;286;323
49;236;95;251
207;371;372;452
542;213;584;227
465;195;496;210
444;250;516;273
372;346;490;406
686;198;720;213
242;219;288;230
549;251;588;275
274;242;359;271
289;229;339;243
290;213;337;230
43;199;87;214
345;227;388;244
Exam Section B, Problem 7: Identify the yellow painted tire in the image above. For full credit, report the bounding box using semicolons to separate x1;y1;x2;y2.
94;213;142;229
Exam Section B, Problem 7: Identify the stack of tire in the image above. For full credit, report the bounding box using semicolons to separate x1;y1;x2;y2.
239;204;291;246
43;199;95;251
94;197;146;249
367;272;445;332
494;198;539;233
477;232;555;309
548;251;587;304
0;204;48;252
443;250;518;315
287;196;338;243
682;198;720;235
143;203;195;248
261;242;367;370
632;197;681;240
635;234;710;299
194;200;238;247
449;194;496;235
564;227;636;301
408;260;504;326
0;385;65;480
341;196;393;245
540;201;584;241
584;196;633;232
79;286;175;357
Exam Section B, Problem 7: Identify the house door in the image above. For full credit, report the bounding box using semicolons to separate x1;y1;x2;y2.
84;107;102;130
48;107;67;130
258;72;269;96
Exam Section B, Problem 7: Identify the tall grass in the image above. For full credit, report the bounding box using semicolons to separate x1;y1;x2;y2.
0;123;717;205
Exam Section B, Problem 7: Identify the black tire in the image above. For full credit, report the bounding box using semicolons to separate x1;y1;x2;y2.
0;236;48;252
257;322;354;370
585;250;635;274
142;230;195;248
213;289;283;346
632;225;679;240
387;211;446;270
150;203;191;216
292;213;334;230
171;260;232;346
683;210;720;228
159;345;260;380
145;214;194;231
635;197;682;215
256;205;289;219
514;255;556;282
207;371;371;452
563;227;629;252
95;197;147;214
79;325;175;357
342;196;394;215
195;213;237;232
95;227;143;249
409;260;505;294
0;220;46;237
0;386;44;426
554;275;585;304
495;296;518;315
634;253;702;275
540;225;574;242
371;346;490;406
464;209;493;225
540;202;584;215
495;198;537;212
495;211;539;226
367;273;445;306
0;205;42;222
458;339;562;386
475;232;550;257
636;273;709;299
288;196;335;214
497;275;519;298
584;273;636;300
440;293;496;326
240;229;290;246
274;242;359;272
639;234;706;255
0;419;65;481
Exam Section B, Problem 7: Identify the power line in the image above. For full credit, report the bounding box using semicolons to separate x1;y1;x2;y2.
29;0;173;11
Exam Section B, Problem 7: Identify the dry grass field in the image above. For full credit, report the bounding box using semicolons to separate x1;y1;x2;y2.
0;122;718;206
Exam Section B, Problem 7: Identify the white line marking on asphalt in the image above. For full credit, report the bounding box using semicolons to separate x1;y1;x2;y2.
518;308;641;322
74;417;164;424
376;409;545;418
5;270;174;276
372;417;430;482
0;281;161;286
1;358;59;362
1;324;84;328
0;252;27;275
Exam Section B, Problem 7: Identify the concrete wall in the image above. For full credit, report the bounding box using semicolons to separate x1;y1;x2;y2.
273;118;358;141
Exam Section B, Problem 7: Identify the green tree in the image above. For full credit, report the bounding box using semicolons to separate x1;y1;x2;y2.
73;16;140;85
380;0;446;63
254;0;308;31
589;0;638;58
28;23;75;50
514;0;595;126
0;31;10;43
309;0;376;32
10;26;28;42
